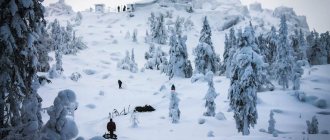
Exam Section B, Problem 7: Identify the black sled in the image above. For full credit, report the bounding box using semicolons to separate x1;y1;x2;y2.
103;133;117;139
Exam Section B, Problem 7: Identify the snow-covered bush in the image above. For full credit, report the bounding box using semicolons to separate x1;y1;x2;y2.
130;111;139;128
169;90;180;123
306;116;319;134
42;89;79;139
215;112;226;120
117;50;138;73
145;44;168;70
74;12;83;26
268;111;276;134
314;99;327;109
294;90;306;102
207;131;214;137
70;72;82;81
198;118;206;124
203;72;218;117
292;61;304;90
48;64;62;79
184;17;194;31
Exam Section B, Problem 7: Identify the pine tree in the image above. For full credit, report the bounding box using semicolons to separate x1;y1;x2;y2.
203;72;218;117
268;111;276;134
307;30;328;65
167;27;192;79
132;29;138;42
224;28;237;77
0;0;45;138
117;50;138;73
169;87;180;123
274;15;294;89
292;61;303;90
36;22;52;72
49;19;64;72
306;116;319;134
151;13;167;44
194;16;221;75
228;25;264;135
145;44;167;70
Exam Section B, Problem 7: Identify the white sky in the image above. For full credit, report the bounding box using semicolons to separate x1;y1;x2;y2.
43;0;330;32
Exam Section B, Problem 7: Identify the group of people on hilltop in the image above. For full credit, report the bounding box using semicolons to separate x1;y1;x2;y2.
117;4;135;13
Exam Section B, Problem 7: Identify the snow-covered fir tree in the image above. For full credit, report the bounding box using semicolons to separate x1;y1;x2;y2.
36;22;52;72
169;88;180;123
194;16;221;75
151;13;167;44
145;44;168;70
203;72;218;117
268;111;276;134
228;25;265;135
130;110;139;128
42;89;78;139
117;50;138;73
0;0;45;138
49;19;64;72
306;116;319;134
292;60;304;90
274;15;294;89
167;27;193;79
74;11;83;26
319;31;330;64
224;28;237;77
307;30;328;65
133;29;138;42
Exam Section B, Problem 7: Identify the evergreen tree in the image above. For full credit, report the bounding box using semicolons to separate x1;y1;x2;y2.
203;72;218;117
151;13;167;44
169;89;180;123
49;19;64;72
145;44;168;70
307;30;328;65
274;15;294;89
224;28;237;77
194;16;221;75
292;61;303;90
306;116;319;134
36;22;52;72
0;0;45;138
117;50;138;73
268;111;276;134
132;29;138;42
167;27;192;79
228;26;264;135
298;29;308;63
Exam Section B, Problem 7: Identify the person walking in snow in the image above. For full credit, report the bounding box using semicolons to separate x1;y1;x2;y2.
118;80;122;89
117;6;120;12
123;5;126;12
171;84;175;91
107;118;117;139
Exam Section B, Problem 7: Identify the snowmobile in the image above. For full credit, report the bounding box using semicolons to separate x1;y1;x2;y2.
103;133;117;139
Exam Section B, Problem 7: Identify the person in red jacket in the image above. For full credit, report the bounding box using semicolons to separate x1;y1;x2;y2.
107;119;117;139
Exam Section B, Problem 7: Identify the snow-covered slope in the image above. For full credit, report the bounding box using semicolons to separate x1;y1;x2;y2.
40;0;329;139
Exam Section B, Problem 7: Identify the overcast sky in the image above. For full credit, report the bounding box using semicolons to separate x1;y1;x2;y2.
43;0;330;32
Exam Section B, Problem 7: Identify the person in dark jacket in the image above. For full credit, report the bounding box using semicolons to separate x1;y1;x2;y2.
117;6;120;12
118;80;122;89
107;119;117;139
171;84;175;91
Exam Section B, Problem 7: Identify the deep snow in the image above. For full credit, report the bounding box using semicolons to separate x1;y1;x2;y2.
39;1;330;140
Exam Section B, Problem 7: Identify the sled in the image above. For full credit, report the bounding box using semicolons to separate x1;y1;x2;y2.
103;133;117;139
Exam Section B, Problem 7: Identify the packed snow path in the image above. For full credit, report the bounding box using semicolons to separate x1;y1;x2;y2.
39;4;330;140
